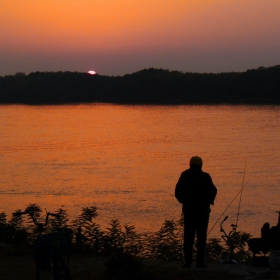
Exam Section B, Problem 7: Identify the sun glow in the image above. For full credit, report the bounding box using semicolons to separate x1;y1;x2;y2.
87;70;96;75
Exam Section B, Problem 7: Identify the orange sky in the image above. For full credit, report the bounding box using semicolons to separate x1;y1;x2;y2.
1;0;280;75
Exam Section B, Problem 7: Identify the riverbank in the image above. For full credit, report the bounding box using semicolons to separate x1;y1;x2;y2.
1;244;280;279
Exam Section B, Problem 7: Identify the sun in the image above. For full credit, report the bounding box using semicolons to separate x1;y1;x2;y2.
87;70;97;75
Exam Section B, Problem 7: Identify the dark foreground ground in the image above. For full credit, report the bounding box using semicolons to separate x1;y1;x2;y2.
1;244;280;280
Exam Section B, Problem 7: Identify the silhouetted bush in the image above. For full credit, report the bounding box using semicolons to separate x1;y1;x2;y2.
0;203;252;264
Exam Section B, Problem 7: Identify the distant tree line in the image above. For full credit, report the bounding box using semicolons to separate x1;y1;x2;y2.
0;65;280;105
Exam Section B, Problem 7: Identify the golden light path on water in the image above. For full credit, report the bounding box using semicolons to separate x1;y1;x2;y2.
0;104;279;239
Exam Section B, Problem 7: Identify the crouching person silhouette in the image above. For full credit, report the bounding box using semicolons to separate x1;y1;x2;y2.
175;156;217;268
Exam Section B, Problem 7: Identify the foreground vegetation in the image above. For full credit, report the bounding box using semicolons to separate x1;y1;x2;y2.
0;65;280;105
0;203;252;266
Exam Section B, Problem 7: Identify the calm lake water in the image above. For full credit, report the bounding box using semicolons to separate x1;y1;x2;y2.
0;104;279;239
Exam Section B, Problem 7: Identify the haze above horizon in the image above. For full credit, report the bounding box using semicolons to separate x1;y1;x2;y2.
1;0;280;76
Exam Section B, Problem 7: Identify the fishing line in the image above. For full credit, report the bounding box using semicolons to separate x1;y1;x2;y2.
207;176;252;236
235;157;247;227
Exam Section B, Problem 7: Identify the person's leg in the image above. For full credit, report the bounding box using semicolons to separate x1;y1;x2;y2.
184;214;196;266
196;212;209;266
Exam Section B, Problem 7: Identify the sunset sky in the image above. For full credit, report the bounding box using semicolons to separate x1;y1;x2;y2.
1;0;280;76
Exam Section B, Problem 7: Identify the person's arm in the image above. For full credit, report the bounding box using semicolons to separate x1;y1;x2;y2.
207;174;217;205
175;173;185;203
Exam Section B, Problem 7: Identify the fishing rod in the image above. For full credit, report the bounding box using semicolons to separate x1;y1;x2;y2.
207;159;250;236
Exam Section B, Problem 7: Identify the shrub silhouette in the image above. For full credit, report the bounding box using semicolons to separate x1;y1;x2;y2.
0;203;252;264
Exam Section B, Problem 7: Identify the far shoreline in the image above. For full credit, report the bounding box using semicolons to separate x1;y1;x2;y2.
1;65;280;105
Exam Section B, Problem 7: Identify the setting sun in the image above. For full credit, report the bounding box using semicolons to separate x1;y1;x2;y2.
87;70;96;75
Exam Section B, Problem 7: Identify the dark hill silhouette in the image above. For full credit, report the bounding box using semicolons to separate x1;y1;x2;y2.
0;66;280;105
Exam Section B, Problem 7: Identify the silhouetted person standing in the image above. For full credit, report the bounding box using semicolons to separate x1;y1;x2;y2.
175;156;217;268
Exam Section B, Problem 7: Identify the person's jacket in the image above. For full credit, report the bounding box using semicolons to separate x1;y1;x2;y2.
175;167;217;213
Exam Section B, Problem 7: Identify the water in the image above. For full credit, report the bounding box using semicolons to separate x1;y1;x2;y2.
0;104;279;239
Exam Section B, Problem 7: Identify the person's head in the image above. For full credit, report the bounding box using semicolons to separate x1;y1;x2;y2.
189;156;203;170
